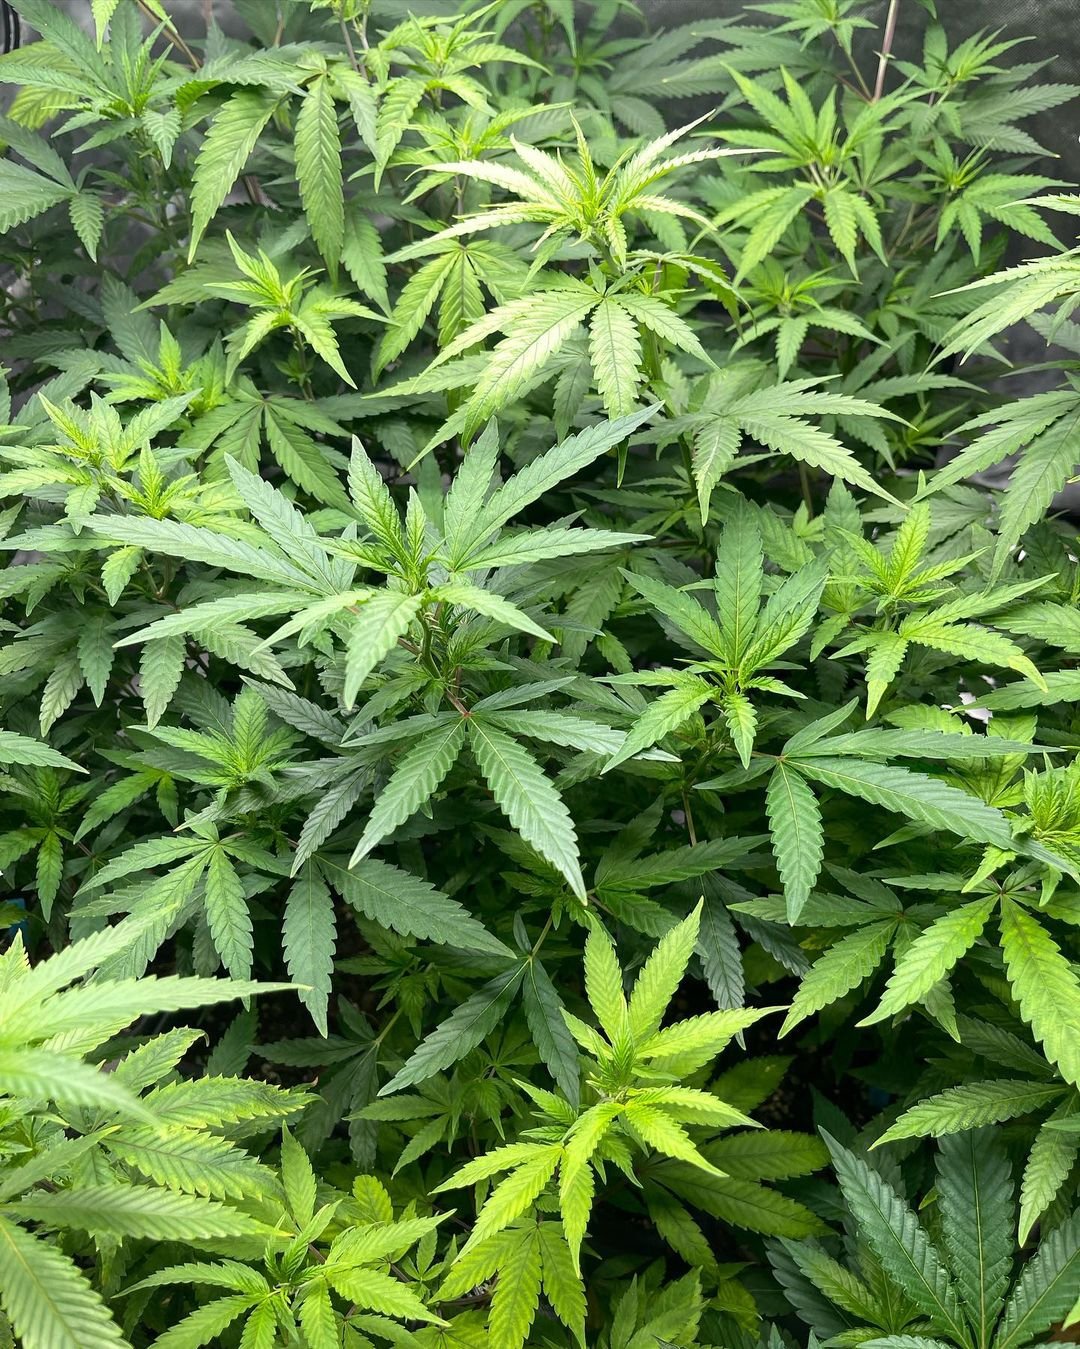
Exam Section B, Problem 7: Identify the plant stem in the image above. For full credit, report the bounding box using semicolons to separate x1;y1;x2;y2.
339;16;361;73
873;0;900;102
798;461;815;518
137;0;200;69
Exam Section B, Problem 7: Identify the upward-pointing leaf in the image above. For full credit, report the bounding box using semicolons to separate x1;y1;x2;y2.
468;719;585;900
937;1129;1014;1349
444;420;500;564
780;921;894;1036
471;404;658;544
583;924;627;1042
996;1211;1080;1349
462;290;599;438
714;505;763;667
624;571;725;659
295;74;344;274
522;957;580;1106
379;963;526;1094
1019;1104;1080;1245
628;901;702;1040
993;406;1080;577
766;763;823;924
351;720;466;863
604;678;712;772
823;1134;969;1343
282;864;336;1036
999;899;1080;1090
588;298;643;417
343;592;422;707
189;89;278;259
860;897;997;1027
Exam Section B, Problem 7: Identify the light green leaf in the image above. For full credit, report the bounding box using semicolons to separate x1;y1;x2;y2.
6;1183;272;1240
796;758;1014;849
351;720;466;862
204;849;252;982
875;1080;1065;1146
780;921;894;1036
489;1227;543;1349
189;89;278;259
0;729;83;773
860;898;996;1027
0;1215;128;1349
583;923;627;1042
1000;899;1080;1090
628;901;702;1040
588;298;643;417
1019;1104;1080;1245
343;592;422;707
605;678;712;771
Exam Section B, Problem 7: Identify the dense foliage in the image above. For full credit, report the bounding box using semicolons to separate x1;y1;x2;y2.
2;0;1080;1344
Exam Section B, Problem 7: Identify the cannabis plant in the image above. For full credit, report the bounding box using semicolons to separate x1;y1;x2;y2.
776;1128;1080;1348
1;0;1080;1344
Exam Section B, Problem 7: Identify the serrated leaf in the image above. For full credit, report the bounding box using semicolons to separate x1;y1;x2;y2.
204;849;252;981
625;570;725;658
490;1227;543;1349
605;678;712;771
766;763;824;925
588;297;643;417
796;758;1014;849
875;1080;1065;1146
351;719;466;862
0;729;83;773
0;158;71;234
583;923;627;1041
1019;1106;1080;1245
343;591;422;707
283;864;336;1036
824;1134;968;1342
861;898;996;1026
7;1183;272;1240
189;89;278;258
780;921;894;1036
296;74;344;274
936;1128;1014;1348
996;1211;1080;1349
468;719;584;899
999;899;1080;1089
522;957;580;1105
0;1215;128;1349
329;856;510;958
379;963;526;1094
627;901;701;1040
